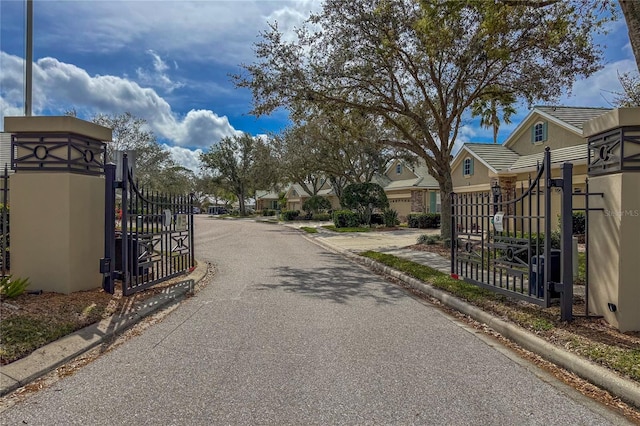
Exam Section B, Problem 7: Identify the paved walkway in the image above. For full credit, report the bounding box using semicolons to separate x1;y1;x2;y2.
285;223;450;273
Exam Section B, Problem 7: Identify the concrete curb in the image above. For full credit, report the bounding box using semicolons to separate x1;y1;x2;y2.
0;260;209;397
308;234;640;410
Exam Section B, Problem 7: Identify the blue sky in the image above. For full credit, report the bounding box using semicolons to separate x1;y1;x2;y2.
0;1;637;172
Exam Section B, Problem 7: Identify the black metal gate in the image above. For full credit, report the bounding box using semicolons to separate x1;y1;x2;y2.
101;154;195;295
451;148;575;321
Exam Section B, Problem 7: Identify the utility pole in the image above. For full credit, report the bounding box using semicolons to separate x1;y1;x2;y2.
25;0;33;116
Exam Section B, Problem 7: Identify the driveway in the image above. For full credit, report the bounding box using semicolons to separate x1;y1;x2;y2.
0;217;627;425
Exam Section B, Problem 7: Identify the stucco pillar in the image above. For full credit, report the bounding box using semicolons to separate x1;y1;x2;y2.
583;108;640;332
4;116;111;294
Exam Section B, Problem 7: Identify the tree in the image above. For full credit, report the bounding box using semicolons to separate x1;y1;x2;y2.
92;112;174;191
341;183;389;226
614;72;640;106
471;90;517;144
302;195;332;215
620;0;640;71
274;107;408;203
154;165;196;195
235;0;613;237
200;133;260;216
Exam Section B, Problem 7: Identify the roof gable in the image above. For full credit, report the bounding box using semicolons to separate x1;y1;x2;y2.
503;106;610;149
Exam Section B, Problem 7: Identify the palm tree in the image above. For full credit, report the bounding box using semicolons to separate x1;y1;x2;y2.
472;92;517;144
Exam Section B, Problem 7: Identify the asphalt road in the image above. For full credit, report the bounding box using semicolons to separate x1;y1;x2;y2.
0;218;629;425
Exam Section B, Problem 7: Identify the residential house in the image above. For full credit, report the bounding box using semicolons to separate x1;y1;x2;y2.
256;159;440;221
379;158;440;221
451;106;611;230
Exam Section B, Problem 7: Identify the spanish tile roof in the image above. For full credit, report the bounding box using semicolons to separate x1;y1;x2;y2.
463;143;521;171
535;106;611;130
510;145;588;170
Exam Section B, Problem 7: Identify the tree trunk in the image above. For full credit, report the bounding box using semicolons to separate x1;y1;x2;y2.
238;190;246;215
620;0;640;71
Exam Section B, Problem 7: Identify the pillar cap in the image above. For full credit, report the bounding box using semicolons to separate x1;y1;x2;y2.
583;108;640;138
4;116;112;142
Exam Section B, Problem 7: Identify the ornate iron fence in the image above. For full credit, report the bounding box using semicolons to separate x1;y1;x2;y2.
451;148;575;321
101;154;195;296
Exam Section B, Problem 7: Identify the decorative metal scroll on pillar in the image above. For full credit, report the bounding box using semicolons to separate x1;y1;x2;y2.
588;126;640;175
11;133;105;175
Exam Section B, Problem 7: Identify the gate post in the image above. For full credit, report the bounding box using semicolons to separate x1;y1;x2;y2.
583;108;640;332
101;163;116;294
560;162;574;322
4;116;111;293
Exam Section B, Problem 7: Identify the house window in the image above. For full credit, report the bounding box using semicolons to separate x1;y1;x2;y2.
396;164;402;174
532;121;547;144
463;157;473;177
435;192;441;213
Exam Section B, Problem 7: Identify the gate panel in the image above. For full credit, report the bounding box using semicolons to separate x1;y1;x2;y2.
451;148;574;320
102;154;195;295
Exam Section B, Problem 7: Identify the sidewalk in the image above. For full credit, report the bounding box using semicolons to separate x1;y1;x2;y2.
290;223;640;411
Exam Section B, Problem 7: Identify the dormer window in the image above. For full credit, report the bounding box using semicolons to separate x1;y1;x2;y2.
396;163;402;174
531;121;548;144
463;157;474;177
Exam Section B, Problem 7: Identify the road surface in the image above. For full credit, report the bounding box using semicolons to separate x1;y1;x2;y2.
0;217;628;425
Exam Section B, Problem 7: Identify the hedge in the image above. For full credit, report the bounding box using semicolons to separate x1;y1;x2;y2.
408;213;441;229
332;210;361;228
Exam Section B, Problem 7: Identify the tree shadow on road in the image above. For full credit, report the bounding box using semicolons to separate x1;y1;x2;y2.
259;258;408;305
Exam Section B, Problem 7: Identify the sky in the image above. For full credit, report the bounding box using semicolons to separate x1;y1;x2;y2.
0;1;638;173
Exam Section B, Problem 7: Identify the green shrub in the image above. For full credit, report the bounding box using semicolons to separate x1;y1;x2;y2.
383;208;399;227
341;183;389;225
0;275;30;299
311;213;332;221
281;210;300;221
262;209;276;216
572;211;586;235
370;213;385;225
302;195;332;214
408;213;441;229
332;210;361;228
417;234;439;245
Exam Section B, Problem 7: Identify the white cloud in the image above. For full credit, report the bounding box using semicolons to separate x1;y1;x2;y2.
161;109;241;148
561;59;637;107
163;144;203;173
0;52;237;148
136;50;184;93
34;1;321;66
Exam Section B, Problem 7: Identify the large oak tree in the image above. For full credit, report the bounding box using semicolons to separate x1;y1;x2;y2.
235;0;613;237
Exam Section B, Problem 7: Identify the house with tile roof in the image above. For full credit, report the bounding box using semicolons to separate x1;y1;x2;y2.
255;158;440;220
451;106;611;229
379;158;440;220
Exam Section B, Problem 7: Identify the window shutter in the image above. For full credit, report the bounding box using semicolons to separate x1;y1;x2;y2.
542;122;548;141
429;192;437;213
470;158;474;175
531;125;535;143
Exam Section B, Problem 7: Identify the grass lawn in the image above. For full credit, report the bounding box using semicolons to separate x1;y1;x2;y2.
300;227;318;234
321;225;371;233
